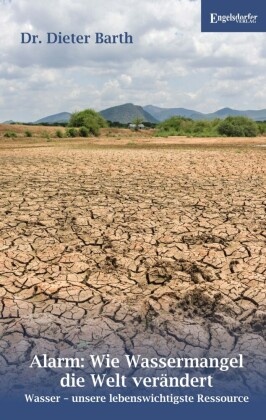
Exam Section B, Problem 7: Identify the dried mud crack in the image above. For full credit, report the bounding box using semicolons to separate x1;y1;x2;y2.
0;145;265;396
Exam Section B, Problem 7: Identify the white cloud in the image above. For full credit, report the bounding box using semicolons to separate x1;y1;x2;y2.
0;0;266;121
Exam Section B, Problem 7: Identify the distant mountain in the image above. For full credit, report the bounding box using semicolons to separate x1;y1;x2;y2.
5;105;266;126
144;105;204;121
144;105;266;122
203;107;266;121
208;107;241;118
100;103;158;124
35;112;71;124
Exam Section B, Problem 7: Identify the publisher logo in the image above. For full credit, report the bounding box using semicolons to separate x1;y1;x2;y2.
201;0;266;32
210;13;258;25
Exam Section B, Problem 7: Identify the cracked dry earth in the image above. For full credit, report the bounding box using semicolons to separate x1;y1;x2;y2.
0;145;265;396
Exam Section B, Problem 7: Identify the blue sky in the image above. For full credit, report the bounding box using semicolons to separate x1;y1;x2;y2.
0;0;265;121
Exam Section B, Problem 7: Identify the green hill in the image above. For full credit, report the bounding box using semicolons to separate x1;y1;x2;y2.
100;103;158;124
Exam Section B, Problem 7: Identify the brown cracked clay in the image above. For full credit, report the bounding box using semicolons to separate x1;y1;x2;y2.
0;141;265;395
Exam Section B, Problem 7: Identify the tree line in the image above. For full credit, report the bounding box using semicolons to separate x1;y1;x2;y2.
155;115;265;137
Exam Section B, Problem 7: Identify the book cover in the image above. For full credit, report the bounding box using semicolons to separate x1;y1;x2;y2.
0;1;265;419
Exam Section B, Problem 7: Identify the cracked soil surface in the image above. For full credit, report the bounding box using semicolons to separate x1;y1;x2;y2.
0;138;265;396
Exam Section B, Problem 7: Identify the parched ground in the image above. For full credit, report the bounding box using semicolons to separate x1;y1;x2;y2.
0;134;265;396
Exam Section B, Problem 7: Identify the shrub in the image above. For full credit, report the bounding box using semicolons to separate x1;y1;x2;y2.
55;130;64;138
79;126;90;137
155;115;259;138
4;131;17;138
155;116;219;137
24;130;32;137
88;123;100;136
68;109;107;137
66;128;79;138
218;116;258;137
257;121;266;135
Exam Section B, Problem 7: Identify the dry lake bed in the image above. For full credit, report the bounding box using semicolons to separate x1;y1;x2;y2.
0;132;265;395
